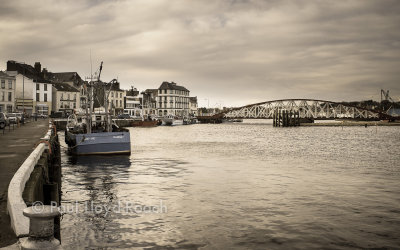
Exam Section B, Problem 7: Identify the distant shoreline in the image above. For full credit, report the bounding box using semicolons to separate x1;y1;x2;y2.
301;121;400;126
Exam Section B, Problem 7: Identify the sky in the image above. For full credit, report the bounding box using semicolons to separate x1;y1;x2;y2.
0;0;399;107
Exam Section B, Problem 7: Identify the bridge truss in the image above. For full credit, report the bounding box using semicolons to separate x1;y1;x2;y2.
222;99;387;120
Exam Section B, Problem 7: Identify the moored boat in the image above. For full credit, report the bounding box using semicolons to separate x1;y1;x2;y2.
66;130;130;155
65;62;131;155
131;120;158;127
162;115;183;126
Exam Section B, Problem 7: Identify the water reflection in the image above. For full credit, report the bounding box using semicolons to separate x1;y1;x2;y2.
59;124;400;249
61;150;132;248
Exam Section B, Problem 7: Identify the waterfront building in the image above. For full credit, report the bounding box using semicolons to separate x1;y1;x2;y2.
189;96;198;116
109;82;125;116
0;71;16;113
6;61;52;115
124;87;142;117
45;72;85;110
52;82;80;114
141;89;158;116
156;81;190;117
93;81;125;116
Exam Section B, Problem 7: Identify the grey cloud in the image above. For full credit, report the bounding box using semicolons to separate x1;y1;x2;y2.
0;0;399;107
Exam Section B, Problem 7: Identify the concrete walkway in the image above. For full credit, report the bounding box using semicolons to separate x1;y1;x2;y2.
0;119;49;247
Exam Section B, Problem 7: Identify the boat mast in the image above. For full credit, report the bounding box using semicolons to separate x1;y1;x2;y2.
104;79;116;132
86;51;93;134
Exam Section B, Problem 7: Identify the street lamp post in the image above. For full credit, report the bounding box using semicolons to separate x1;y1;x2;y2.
21;63;25;114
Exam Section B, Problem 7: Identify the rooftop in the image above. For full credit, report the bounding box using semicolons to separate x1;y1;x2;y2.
46;72;83;86
6;61;51;83
0;71;14;78
158;81;189;92
52;82;79;92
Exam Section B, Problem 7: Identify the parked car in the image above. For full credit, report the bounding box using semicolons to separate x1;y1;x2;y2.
117;114;131;119
7;113;19;124
34;113;48;119
0;112;10;129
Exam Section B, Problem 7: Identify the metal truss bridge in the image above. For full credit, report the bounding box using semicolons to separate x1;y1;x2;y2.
220;99;391;120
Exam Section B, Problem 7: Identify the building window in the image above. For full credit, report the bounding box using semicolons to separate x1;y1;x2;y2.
68;93;70;100
120;100;122;107
36;93;40;101
73;103;76;108
120;93;122;98
8;92;12;102
1;80;4;89
61;93;63;100
8;80;12;89
111;92;114;97
7;104;12;113
36;84;40;90
44;84;47;91
44;93;47;102
1;91;4;101
74;94;76;100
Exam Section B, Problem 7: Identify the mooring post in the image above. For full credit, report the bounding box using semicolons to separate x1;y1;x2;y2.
278;110;281;127
20;205;61;249
283;110;287;127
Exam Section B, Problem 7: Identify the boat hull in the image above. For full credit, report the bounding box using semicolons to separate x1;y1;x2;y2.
131;120;158;127
162;118;183;126
67;132;131;155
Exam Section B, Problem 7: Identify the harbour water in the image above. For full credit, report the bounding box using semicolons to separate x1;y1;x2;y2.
59;121;400;249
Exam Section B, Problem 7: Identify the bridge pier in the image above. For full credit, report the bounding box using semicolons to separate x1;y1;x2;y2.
273;110;300;127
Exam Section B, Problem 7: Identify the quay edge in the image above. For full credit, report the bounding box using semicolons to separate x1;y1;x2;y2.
6;121;62;248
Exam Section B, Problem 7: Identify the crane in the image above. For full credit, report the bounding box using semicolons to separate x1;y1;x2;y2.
381;89;395;103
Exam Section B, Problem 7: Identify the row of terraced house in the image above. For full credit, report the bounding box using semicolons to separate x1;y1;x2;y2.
1;60;198;117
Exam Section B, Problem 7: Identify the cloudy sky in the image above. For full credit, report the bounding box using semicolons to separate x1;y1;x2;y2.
0;0;399;107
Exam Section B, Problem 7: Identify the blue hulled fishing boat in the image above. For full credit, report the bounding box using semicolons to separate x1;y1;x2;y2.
65;62;131;155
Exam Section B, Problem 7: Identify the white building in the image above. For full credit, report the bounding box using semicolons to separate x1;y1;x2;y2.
46;72;85;110
123;87;141;117
6;61;52;115
33;80;52;115
141;89;158;116
156;81;190;117
189;96;198;116
92;81;126;116
108;84;125;116
52;82;80;114
0;71;16;113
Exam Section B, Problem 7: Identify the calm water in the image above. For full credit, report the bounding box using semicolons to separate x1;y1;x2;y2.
59;121;400;249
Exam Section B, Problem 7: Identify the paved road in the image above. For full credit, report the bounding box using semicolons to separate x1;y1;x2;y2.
0;119;49;247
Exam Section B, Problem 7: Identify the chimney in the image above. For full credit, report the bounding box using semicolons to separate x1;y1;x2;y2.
34;62;41;73
42;68;48;78
7;60;17;71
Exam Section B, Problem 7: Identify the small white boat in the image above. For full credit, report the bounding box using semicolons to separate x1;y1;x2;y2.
162;115;183;126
